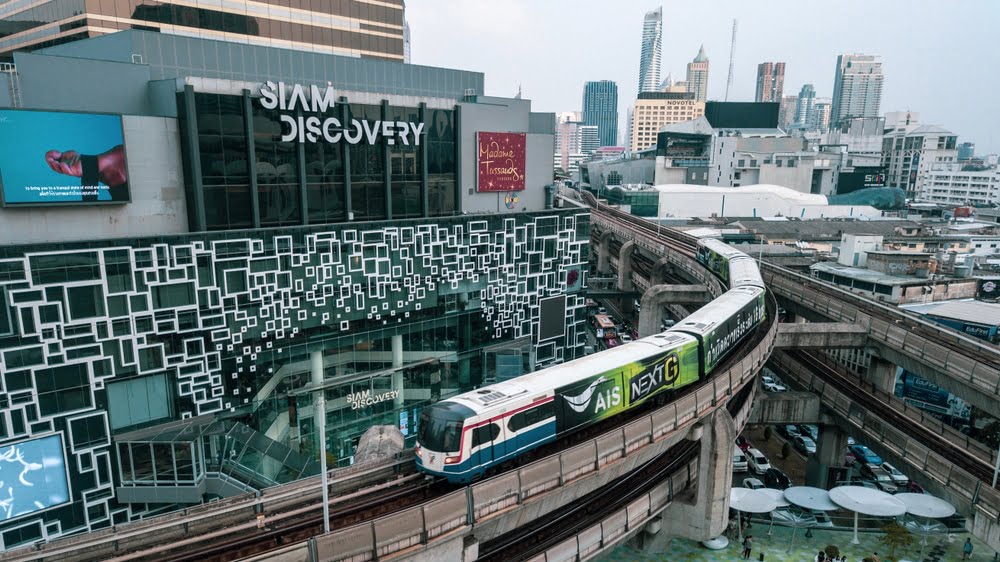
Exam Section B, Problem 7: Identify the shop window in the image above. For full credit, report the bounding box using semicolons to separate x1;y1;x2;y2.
106;374;173;431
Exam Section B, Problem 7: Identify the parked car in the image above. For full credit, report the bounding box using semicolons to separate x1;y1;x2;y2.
763;468;792;490
776;424;800;440
735;436;752;453
881;462;909;487
619;334;633;343
797;424;819;441
763;381;787;392
597;306;607;314
908;481;926;494
743;477;765;490
771;506;817;526
793;436;817;455
733;446;748;472
746;448;771;475
860;464;898;493
845;449;856;466
809;509;834;527
848;444;883;466
661;318;675;330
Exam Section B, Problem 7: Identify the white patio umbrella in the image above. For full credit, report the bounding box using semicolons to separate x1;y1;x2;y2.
731;488;779;543
758;488;790;536
896;492;956;556
829;485;907;544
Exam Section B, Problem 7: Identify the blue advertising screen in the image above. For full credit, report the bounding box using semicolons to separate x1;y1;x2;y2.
0;434;70;520
0;109;130;206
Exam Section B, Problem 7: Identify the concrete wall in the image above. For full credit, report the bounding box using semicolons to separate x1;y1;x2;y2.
0;116;188;245
585;157;655;192
12;52;152;115
458;97;554;214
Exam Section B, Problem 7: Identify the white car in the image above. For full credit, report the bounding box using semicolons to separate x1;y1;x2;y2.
746;448;771;475
743;477;765;490
620;334;633;343
880;462;909;487
763;381;787;392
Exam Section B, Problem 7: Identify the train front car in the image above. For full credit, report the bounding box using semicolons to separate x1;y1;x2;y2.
415;400;475;482
668;285;766;374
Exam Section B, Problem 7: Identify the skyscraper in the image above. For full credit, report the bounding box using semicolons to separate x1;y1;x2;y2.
638;8;663;93
831;54;884;126
809;98;833;132
0;0;407;62
686;45;710;102
755;62;786;103
795;84;816;128
778;95;799;129
583;80;619;147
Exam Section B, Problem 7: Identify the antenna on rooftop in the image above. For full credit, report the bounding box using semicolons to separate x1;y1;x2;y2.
725;19;737;101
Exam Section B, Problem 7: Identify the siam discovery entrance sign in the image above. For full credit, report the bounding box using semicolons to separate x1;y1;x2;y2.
258;81;424;145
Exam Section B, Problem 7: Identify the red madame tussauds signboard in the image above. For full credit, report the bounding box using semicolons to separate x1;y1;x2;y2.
477;132;526;192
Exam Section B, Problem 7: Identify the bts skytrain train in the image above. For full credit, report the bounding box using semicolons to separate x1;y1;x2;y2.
416;237;766;483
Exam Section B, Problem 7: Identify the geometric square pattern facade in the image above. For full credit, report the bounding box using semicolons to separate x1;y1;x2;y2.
0;210;588;545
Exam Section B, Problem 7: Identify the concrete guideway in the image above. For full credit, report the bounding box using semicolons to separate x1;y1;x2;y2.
762;265;1000;418
770;350;1000;553
773;322;869;349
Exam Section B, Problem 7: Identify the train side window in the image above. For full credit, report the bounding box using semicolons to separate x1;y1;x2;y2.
508;402;555;432
471;424;500;448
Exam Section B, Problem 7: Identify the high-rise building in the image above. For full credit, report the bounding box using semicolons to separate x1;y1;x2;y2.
583;80;619;147
554;114;600;175
580;125;601;155
883;117;959;199
778;95;799;129
630;92;704;152
0;0;408;62
809;98;833;133
686;45;710;102
638;8;663;93
958;142;976;162
755;62;786;103
831;54;884;126
795;84;816;128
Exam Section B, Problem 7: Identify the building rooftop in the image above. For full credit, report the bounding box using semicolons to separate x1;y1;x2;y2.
866;250;933;258
811;261;933;287
902;300;1000;327
730;218;923;240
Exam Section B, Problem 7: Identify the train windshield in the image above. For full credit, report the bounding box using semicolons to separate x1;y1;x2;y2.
418;409;462;452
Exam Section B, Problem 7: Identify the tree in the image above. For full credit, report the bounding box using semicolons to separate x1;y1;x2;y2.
825;544;840;558
782;442;792;459
880;521;914;561
764;426;773;441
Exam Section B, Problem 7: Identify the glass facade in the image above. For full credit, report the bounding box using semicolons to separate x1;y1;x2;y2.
0;0;405;61
179;92;457;231
0;210;588;547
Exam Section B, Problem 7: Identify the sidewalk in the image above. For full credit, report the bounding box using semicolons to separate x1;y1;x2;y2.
600;525;995;562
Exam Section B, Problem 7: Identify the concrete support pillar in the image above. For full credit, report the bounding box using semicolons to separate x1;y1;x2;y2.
638;288;666;338
659;408;736;542
651;257;673;286
459;320;472;386
617;241;636;292
597;235;612;275
392;334;404;409
806;423;848;489
868;356;898;395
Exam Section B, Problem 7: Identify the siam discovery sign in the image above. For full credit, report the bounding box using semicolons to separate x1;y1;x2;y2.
477;132;526;192
258;81;424;145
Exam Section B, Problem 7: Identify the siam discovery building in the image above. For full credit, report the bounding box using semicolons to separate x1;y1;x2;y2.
0;31;588;547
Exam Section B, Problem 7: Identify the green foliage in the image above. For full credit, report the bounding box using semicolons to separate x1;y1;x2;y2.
764;426;773;440
880;521;915;561
782;442;792;459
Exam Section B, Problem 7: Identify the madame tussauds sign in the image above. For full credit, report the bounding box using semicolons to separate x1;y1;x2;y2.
258;81;424;145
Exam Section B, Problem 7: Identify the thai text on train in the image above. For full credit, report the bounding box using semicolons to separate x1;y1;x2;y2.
258;81;424;145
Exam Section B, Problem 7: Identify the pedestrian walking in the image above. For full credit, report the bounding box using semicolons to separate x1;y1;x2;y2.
964;537;974;559
872;552;879;562
741;535;753;559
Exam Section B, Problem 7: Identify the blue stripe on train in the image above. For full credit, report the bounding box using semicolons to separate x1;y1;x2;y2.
417;421;558;484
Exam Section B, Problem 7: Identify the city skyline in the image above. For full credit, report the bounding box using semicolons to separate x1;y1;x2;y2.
406;0;1000;154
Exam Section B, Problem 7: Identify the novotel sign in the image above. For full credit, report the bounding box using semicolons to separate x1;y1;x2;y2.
258;81;424;145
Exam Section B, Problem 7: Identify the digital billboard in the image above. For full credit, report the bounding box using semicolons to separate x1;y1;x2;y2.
836;167;887;195
0;434;70;520
477;132;526;192
0;109;130;206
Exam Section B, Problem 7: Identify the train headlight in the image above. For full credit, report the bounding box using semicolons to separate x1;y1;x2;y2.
415;444;421;457
444;456;461;465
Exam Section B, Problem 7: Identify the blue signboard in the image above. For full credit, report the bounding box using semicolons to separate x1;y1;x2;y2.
0;109;130;205
0;434;70;520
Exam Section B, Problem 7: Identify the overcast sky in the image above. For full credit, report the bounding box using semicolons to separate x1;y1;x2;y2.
407;0;1000;154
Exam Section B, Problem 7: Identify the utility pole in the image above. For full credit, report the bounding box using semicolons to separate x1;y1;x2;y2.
725;19;738;102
